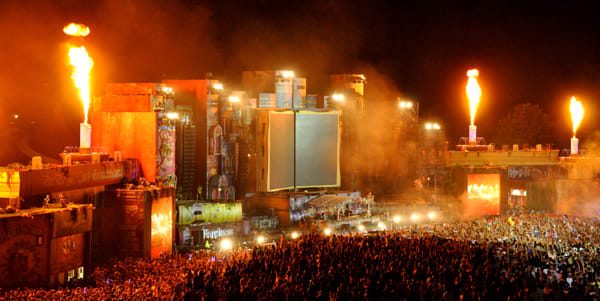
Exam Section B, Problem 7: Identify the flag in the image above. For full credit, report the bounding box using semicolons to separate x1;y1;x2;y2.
508;217;515;226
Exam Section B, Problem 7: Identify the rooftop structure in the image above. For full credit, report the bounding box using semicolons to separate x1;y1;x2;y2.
447;148;560;167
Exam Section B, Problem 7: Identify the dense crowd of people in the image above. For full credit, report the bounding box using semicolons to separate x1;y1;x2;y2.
1;213;600;300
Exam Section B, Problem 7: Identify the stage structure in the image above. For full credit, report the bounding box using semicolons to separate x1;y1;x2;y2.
93;186;175;261
91;83;177;187
255;109;340;192
444;68;562;215
0;156;137;288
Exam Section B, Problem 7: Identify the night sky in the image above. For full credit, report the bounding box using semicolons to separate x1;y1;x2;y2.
1;0;599;164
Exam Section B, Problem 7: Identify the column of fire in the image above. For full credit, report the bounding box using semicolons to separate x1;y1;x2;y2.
466;69;481;145
570;96;583;155
63;23;94;154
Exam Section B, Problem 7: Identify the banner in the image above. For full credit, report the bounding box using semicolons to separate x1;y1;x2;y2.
178;202;242;225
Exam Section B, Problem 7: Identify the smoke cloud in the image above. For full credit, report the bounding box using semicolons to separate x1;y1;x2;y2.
0;0;221;164
0;0;373;165
554;131;600;217
3;0;600;172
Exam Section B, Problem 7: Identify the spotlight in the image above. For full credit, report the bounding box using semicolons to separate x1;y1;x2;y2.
399;101;413;109
324;228;331;236
393;216;401;223
166;112;179;120
332;93;345;101
220;239;232;250
257;236;265;244
291;232;299;239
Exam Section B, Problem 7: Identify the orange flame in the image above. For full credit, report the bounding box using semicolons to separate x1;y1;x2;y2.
466;69;481;126
64;23;93;124
570;96;583;137
67;46;93;124
63;23;90;37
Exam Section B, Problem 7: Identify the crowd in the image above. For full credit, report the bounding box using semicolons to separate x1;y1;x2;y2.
1;213;600;300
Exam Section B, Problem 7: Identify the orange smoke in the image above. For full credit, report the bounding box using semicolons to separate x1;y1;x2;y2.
466;69;481;126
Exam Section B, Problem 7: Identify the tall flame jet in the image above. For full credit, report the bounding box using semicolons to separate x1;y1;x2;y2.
64;23;93;153
570;96;583;137
63;23;93;124
569;96;584;155
466;69;481;145
466;69;481;126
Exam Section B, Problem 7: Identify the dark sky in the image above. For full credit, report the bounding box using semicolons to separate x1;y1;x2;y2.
1;0;599;163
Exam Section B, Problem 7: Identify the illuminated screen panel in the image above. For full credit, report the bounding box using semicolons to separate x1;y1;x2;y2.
295;111;340;188
0;170;19;198
151;196;173;258
177;202;243;225
267;111;295;191
467;174;500;216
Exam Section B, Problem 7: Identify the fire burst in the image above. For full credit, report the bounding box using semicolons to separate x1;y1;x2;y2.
570;96;583;137
63;23;90;37
466;69;481;126
64;23;93;124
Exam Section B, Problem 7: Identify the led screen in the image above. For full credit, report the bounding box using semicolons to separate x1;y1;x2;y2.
467;174;500;216
177;202;243;225
151;196;173;258
0;170;19;198
268;111;295;191
295;111;340;188
258;110;341;192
